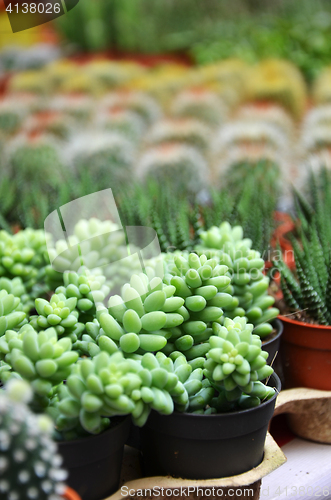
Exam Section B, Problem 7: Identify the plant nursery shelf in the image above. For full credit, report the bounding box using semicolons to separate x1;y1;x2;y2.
104;433;286;500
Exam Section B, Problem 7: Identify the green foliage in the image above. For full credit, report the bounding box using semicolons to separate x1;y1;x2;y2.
274;168;331;324
55;0;331;80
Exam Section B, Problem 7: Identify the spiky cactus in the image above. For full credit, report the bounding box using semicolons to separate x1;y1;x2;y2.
171;89;227;127
0;379;68;500
274;169;331;325
100;92;162;127
147;118;212;153
137;143;208;194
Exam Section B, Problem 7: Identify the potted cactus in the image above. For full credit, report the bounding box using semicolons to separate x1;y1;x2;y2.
273;173;331;390
0;378;81;500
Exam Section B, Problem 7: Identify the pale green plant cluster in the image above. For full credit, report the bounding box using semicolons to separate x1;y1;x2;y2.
0;219;277;440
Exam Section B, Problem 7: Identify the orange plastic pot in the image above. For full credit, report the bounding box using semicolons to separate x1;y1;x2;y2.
63;487;82;500
279;315;331;390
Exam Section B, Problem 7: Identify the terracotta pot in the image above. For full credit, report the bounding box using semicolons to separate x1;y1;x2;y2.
62;487;82;500
279;315;331;390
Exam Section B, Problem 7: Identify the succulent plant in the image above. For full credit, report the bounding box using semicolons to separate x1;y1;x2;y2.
49;95;93;123
1;324;79;408
312;66;331;105
66;132;134;193
83;60;144;91
204;316;275;411
0;379;68;500
245;59;307;119
212;120;288;156
90;273;185;356
116;180;192;253
171;89;227;127
137;143;208;194
161;251;228;356
56;269;111;322
197;222;279;338
0;289;26;337
0;230;43;288
4;140;65;228
0;106;23;134
236;104;294;137
95;109;145;143
100;92;162;127
147;118;212;153
54;348;206;436
9;70;51;94
274;169;331;325
29;293;81;339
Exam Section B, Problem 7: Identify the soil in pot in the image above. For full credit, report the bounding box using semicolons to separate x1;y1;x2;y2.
58;416;131;500
140;373;281;480
279;315;331;390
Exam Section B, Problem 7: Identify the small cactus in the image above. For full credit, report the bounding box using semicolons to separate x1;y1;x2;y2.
0;379;68;500
137;143;208;194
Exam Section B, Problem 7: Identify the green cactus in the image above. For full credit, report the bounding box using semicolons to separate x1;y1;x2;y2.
0;379;68;500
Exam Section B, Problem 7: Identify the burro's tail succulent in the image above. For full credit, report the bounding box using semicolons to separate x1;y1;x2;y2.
204;316;275;412
0;379;68;500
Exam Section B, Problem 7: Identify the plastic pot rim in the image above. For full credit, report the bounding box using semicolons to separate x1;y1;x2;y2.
278;314;331;330
262;318;283;348
160;372;281;421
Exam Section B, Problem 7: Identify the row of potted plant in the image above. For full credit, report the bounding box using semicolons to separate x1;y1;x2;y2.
0;215;281;500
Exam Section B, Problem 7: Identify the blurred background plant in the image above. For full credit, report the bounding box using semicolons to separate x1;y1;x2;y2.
55;0;331;82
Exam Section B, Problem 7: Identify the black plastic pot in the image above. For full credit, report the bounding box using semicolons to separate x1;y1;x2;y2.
140;373;280;480
58;416;131;500
262;319;283;365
